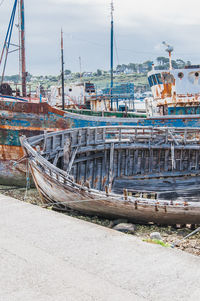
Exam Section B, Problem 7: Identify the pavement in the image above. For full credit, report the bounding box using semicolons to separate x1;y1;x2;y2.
0;193;200;301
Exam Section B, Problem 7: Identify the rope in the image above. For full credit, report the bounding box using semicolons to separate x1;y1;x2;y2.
171;226;200;248
0;0;5;7
24;160;30;201
171;143;176;170
41;198;97;209
114;33;120;66
12;155;30;167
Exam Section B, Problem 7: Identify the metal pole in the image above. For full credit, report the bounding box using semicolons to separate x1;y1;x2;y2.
79;56;82;82
61;29;65;110
169;51;172;70
20;0;26;97
1;0;18;84
110;0;114;111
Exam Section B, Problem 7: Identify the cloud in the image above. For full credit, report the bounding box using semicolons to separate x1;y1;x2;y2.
1;0;200;75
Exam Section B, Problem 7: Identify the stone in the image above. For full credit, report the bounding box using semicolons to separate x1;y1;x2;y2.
150;232;163;241
109;218;128;228
113;223;135;234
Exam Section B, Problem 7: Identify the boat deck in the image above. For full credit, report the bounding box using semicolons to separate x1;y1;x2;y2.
1;193;200;300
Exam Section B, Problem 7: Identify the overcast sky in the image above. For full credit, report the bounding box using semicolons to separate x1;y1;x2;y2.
0;0;200;75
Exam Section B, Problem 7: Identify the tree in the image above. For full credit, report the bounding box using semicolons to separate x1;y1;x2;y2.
116;64;122;71
64;69;71;76
96;69;102;76
172;60;178;69
176;59;185;68
156;57;168;66
143;61;153;71
128;63;137;72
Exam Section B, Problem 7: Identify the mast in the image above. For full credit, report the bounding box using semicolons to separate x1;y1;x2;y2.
162;41;173;70
79;56;82;82
61;29;65;110
19;0;26;96
110;0;114;111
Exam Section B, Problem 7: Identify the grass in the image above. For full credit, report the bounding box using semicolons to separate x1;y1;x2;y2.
143;238;170;248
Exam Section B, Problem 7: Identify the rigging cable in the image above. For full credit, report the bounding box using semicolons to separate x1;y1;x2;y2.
114;33;120;66
0;0;18;83
0;0;5;7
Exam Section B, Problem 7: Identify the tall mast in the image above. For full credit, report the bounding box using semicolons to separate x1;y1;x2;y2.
19;0;26;96
110;0;114;111
61;29;65;110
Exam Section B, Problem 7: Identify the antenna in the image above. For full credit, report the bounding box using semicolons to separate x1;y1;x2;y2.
61;28;65;110
19;0;27;96
110;0;114;111
79;56;82;82
111;0;114;21
162;41;173;70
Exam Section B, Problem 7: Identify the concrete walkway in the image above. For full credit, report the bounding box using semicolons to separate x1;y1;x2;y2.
0;194;200;301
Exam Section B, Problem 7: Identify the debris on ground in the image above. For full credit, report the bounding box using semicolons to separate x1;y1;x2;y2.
150;232;163;241
112;223;135;234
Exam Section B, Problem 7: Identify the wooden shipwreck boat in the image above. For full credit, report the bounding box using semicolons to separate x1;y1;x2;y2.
21;126;200;225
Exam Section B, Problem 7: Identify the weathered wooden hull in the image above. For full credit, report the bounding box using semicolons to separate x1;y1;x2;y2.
2;98;200;185
21;126;200;225
29;163;200;225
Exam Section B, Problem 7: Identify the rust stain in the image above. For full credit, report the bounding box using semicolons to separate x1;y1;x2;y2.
161;83;173;98
0;145;24;161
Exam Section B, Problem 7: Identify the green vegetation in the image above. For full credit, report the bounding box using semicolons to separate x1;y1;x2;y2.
143;238;170;247
2;56;190;93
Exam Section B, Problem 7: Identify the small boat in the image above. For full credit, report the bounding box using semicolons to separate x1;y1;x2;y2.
21;126;200;225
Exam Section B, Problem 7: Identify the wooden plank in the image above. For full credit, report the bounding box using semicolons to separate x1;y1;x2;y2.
66;147;78;174
180;149;183;171
86;128;90;145
78;129;82;146
149;148;153;173
108;142;115;192
101;148;107;189
94;128;98;144
140;150;145;175
164;149;169;172
91;158;96;188
125;149;129;176
117;149;121;177
63;137;71;170
195;150;199;170
53;152;59;166
100;156;103;190
74;152;103;164
133;149;138;174
42;130;47;152
103;128;106;142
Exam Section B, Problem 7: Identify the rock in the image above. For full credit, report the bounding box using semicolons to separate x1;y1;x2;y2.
150;232;163;241
109;218;128;228
113;223;135;234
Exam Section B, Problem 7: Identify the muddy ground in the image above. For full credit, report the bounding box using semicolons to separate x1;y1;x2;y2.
1;185;200;256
